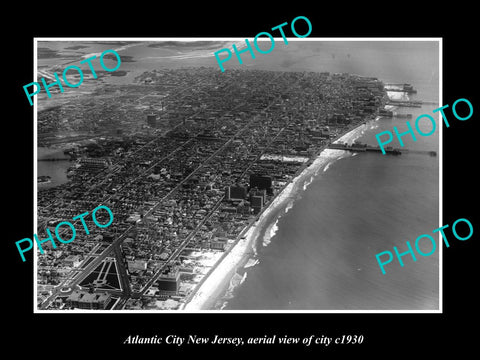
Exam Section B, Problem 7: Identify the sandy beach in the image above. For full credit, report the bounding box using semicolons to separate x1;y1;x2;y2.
182;121;372;310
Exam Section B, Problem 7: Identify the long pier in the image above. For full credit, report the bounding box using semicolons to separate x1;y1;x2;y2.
329;142;402;155
328;143;437;157
385;89;417;94
386;100;422;108
385;100;438;108
379;110;412;118
402;149;437;156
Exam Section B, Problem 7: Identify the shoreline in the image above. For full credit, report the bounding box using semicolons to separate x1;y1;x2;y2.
182;119;374;310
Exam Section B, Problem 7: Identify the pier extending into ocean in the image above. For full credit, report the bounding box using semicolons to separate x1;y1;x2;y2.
328;143;437;156
328;142;402;155
386;100;422;108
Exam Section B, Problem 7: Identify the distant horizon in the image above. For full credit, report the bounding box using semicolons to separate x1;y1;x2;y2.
35;39;439;112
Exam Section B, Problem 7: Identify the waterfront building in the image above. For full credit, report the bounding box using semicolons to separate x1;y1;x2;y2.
251;195;264;214
210;237;228;251
249;188;266;204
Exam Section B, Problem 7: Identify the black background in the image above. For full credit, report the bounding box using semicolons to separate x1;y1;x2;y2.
6;5;477;357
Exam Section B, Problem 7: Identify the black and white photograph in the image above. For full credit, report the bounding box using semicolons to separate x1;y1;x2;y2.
7;7;477;356
33;39;441;312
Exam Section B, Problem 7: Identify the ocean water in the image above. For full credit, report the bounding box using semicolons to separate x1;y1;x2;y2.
220;41;440;310
37;147;72;188
36;40;440;310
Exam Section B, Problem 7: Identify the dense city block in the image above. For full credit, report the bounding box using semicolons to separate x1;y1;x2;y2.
37;67;386;310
